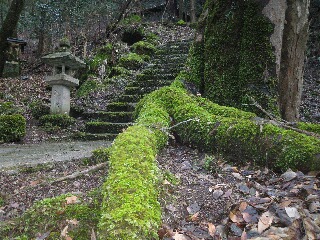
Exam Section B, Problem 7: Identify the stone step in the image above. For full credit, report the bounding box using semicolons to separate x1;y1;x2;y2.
124;86;141;95
84;111;133;123
146;62;185;70
86;122;131;134
152;56;188;65
142;68;181;76
72;132;117;141
136;73;176;82
130;79;173;88
118;94;142;103
107;102;135;112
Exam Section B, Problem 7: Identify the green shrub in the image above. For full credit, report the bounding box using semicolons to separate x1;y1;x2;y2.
0;102;23;115
29;100;50;119
119;53;145;70
76;79;99;97
131;41;156;56
39;114;75;128
0;114;26;142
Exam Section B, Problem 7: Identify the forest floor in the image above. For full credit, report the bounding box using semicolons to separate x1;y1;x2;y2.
0;22;320;239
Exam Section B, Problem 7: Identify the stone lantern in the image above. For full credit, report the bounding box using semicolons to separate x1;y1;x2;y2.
42;39;85;115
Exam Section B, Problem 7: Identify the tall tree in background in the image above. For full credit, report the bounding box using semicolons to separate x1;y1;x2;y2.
0;0;25;77
279;0;310;121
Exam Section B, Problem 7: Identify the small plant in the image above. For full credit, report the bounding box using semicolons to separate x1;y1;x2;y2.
177;19;186;25
109;66;131;78
163;170;179;185
39;114;75;128
204;154;217;173
92;147;110;163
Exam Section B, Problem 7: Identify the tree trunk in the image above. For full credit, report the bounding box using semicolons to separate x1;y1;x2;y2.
178;0;184;20
190;0;196;23
0;0;24;77
279;0;310;121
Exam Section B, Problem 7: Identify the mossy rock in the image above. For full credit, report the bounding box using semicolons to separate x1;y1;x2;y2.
297;122;320;135
76;79;100;97
119;53;146;70
109;66;131;78
131;41;156;56
0;114;26;142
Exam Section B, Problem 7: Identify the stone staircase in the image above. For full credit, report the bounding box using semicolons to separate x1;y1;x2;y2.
78;40;191;140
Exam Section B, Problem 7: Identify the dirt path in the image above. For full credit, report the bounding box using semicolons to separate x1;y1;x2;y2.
0;140;111;169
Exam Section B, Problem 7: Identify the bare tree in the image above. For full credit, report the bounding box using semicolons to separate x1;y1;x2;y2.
279;0;310;121
0;0;25;77
190;0;196;23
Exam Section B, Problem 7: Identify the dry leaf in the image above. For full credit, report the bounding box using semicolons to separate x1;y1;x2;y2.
91;228;97;240
67;219;79;226
30;180;40;186
258;211;273;233
285;207;301;220
190;211;200;222
232;172;244;180
61;225;68;237
280;200;292;208
173;233;190;240
66;195;77;204
66;237;72;240
241;229;247;240
208;222;216;237
239;202;248;212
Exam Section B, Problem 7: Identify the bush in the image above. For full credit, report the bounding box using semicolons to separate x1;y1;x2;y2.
0;114;26;142
131;41;156;56
39;114;75;128
29;100;50;119
0;101;23;115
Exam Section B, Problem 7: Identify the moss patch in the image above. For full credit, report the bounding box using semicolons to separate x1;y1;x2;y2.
131;41;156;56
119;53;146;70
1;192;102;240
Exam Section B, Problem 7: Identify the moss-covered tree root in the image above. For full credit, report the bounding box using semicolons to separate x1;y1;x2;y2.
98;101;169;239
135;83;320;172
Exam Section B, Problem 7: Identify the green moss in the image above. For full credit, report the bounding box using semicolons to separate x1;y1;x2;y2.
297;122;320;135
89;43;113;73
131;41;156;56
76;79;99;97
109;66;131;77
120;14;142;25
1;192;102;239
119;53;146;70
144;32;160;44
189;0;278;116
0;114;26;142
39;114;75;128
